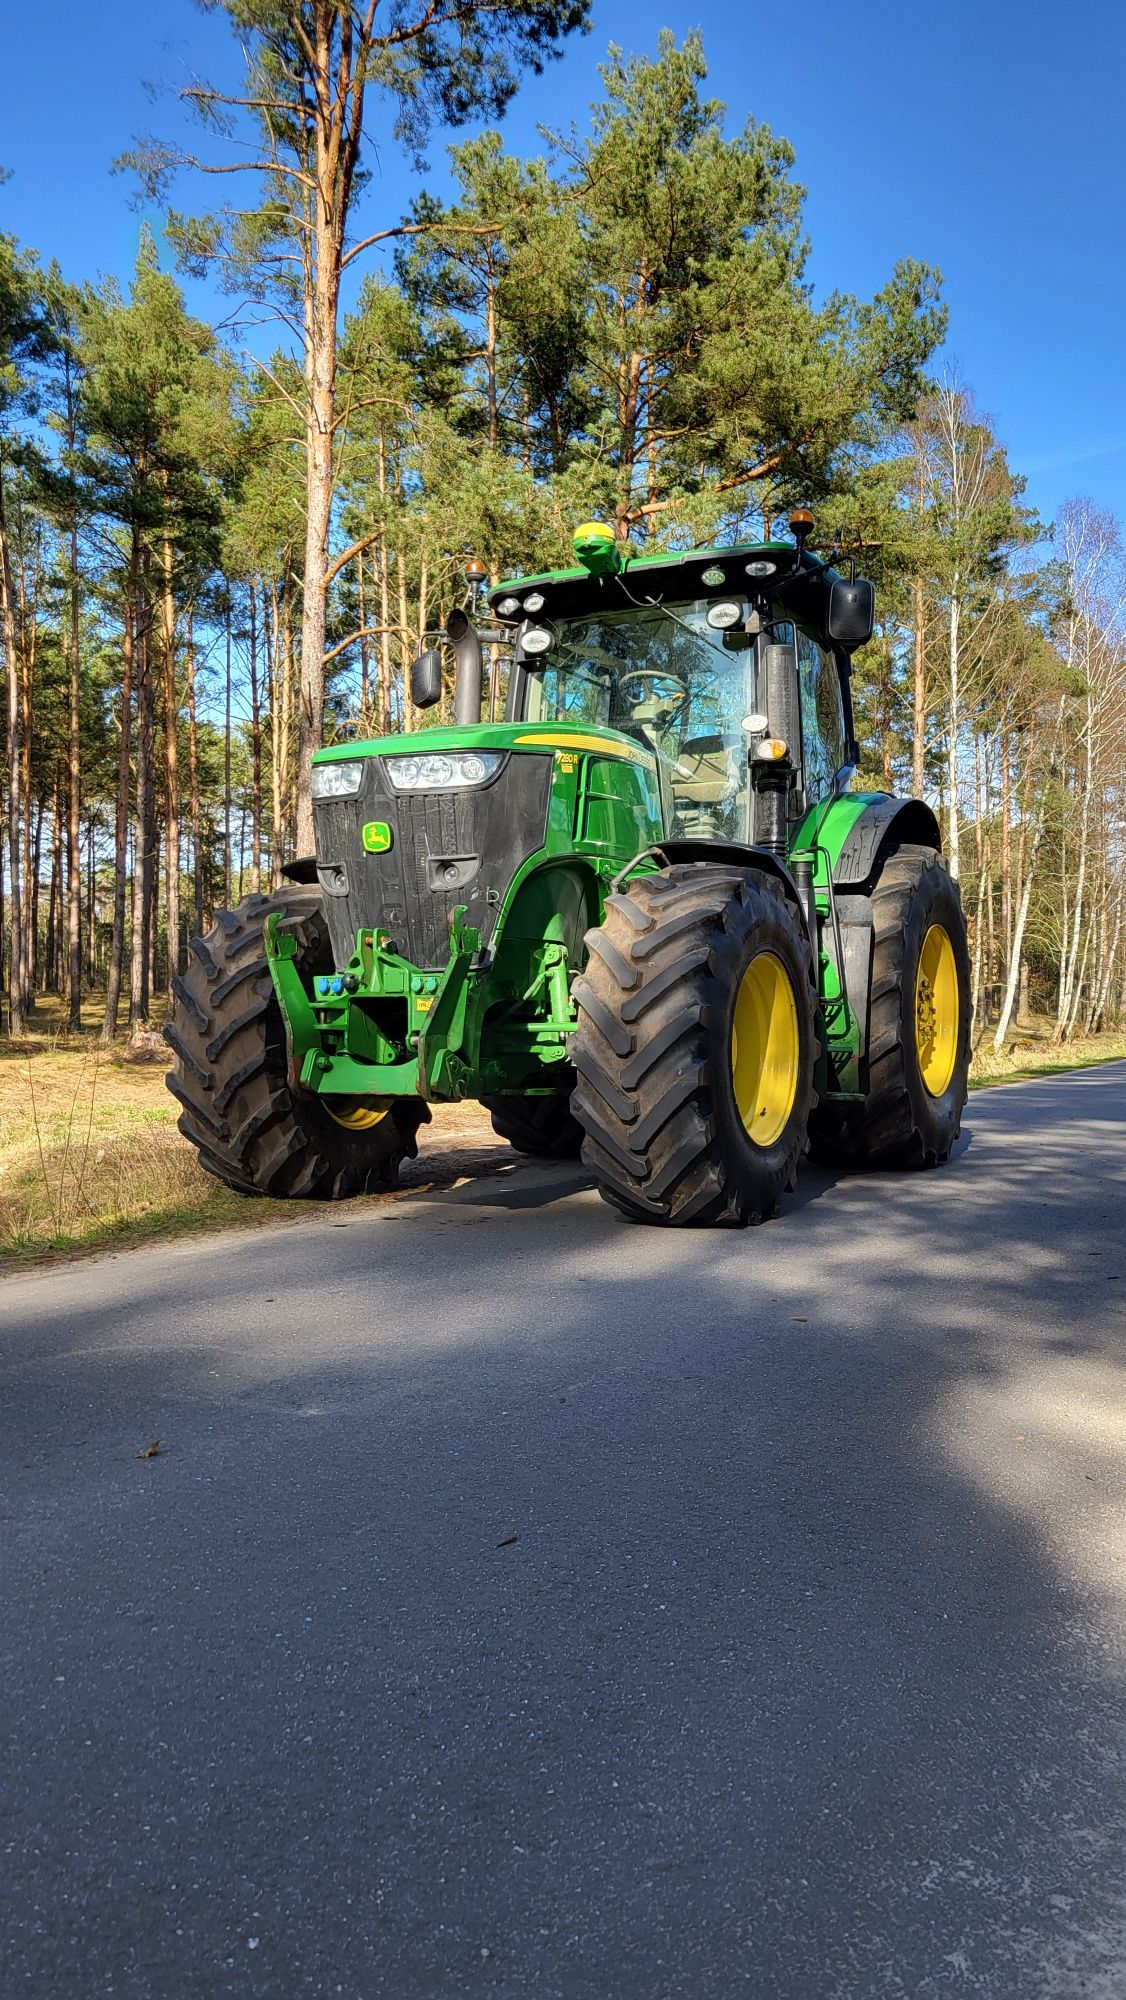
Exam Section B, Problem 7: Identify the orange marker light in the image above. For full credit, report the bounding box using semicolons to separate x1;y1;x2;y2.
756;737;789;761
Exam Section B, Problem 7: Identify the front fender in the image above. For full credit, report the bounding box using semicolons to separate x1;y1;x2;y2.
635;838;812;941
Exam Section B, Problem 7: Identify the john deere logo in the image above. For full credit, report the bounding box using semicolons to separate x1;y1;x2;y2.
361;820;393;854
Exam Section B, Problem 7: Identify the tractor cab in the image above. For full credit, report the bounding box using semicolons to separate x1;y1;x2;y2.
405;515;875;866
487;519;872;852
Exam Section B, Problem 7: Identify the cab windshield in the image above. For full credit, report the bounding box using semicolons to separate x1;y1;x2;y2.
518;598;758;839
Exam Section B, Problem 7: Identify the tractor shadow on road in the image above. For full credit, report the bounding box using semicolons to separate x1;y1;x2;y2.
402;1096;979;1224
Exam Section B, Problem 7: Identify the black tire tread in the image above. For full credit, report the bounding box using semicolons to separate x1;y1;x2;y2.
569;864;817;1225
481;1091;585;1159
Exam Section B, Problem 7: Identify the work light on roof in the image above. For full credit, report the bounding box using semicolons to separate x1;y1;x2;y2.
521;626;553;656
707;601;742;630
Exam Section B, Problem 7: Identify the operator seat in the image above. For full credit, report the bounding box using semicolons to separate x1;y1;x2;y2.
629;695;740;837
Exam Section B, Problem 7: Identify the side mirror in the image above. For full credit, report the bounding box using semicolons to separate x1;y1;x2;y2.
827;576;875;650
411;648;442;709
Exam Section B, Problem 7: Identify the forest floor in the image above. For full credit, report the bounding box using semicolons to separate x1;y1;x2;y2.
2;993;1124;1266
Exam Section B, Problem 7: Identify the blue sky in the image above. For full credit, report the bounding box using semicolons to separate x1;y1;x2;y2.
3;0;1125;531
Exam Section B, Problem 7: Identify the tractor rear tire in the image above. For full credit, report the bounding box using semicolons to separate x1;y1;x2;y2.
570;863;817;1225
481;1092;585;1158
808;843;970;1168
165;886;427;1198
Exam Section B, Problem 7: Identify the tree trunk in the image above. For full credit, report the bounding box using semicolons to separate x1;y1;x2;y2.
397;552;413;735
1090;869;1125;1033
994;806;1046;1053
46;771;63;994
357;551;370;725
946;584;961;880
224;601;232;908
103;557;137;1043
0;460;25;1035
911;573;926;799
19;556;36;1011
1053;679;1093;1042
281;581;296;855
296;219;339;852
129;615;154;1028
161;526;181;987
66;514;82;1027
29;794;44;998
148;814;162;998
377;440;392;733
187;609;204;934
999;723;1012;985
268;576;282;886
249;580;262;892
993;698;1066;1051
86;816;97;988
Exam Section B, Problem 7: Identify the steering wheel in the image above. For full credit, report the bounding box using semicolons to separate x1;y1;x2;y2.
618;670;690;716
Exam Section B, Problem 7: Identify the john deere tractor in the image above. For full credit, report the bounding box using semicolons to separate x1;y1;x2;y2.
166;514;971;1225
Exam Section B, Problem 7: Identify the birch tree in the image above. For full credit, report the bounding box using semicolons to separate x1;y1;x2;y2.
1051;498;1126;1040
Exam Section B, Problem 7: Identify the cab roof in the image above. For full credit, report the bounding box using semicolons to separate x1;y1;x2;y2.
488;536;850;649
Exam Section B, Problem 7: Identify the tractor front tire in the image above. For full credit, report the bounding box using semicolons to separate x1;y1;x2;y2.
808;843;970;1168
481;1092;585;1158
570;864;817;1225
165;886;426;1198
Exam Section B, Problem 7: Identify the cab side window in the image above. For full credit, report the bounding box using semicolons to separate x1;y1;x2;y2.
797;632;846;803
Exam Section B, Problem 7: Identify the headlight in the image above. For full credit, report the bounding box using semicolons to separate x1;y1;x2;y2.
496;595;522;618
383;751;503;791
523;590;546;613
311;759;364;800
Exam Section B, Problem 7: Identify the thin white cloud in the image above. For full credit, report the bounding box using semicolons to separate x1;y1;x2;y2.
1022;438;1126;475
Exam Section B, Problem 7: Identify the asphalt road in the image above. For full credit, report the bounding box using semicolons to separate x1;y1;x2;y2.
3;1067;1126;2000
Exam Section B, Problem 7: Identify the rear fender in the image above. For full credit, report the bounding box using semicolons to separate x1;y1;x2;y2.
810;795;944;1084
825;795;943;891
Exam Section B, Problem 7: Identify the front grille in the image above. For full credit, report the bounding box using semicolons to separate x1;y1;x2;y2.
312;753;553;969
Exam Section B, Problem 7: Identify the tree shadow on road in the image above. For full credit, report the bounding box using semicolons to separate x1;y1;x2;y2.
1;1071;1125;1999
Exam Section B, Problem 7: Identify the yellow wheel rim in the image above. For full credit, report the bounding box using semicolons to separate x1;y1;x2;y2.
914;924;959;1098
325;1100;391;1131
731;950;800;1148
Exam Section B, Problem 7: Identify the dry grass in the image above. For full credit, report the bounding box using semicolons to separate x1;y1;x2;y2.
969;1028;1126;1089
0;1032;242;1260
0;995;495;1266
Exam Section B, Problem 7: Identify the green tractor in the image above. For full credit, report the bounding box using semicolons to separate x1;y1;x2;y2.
166;513;971;1225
